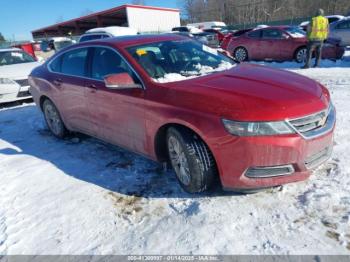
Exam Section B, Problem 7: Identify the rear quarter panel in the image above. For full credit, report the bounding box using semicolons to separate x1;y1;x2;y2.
29;64;68;125
228;36;260;59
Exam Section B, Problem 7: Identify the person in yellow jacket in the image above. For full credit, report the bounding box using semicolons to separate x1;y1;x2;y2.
302;9;329;69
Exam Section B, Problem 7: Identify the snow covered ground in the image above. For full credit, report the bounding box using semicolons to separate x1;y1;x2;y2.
0;53;350;255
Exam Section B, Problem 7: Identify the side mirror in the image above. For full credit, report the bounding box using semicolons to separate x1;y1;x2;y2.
104;73;142;90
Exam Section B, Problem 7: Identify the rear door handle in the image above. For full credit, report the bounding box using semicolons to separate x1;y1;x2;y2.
53;78;62;86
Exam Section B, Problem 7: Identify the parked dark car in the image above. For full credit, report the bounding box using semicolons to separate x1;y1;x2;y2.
203;29;226;43
29;34;335;193
172;31;219;48
221;26;345;63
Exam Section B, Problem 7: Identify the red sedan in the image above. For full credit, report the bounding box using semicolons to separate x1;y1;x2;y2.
29;34;335;193
221;26;345;63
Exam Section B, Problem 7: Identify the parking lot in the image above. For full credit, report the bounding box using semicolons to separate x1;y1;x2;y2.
1;53;350;254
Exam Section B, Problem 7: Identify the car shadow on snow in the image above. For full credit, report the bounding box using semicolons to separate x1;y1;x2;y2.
252;50;350;70
0;105;240;199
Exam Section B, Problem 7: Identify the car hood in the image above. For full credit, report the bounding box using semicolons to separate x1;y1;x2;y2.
166;63;328;121
0;62;42;80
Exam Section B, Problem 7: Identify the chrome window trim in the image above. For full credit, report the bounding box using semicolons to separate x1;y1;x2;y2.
47;44;145;89
285;103;335;140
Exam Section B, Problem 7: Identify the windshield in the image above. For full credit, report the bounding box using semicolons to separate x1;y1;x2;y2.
285;27;306;38
0;51;36;66
127;40;235;83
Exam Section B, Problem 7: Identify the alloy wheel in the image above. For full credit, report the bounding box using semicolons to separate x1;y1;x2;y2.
44;102;63;136
168;135;191;186
235;47;247;62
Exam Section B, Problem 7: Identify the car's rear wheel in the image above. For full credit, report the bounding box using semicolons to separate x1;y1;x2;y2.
166;127;217;193
295;47;307;63
43;99;67;138
234;47;248;62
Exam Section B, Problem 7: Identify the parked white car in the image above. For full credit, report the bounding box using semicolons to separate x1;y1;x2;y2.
171;26;203;34
0;48;41;104
187;21;227;30
79;26;138;43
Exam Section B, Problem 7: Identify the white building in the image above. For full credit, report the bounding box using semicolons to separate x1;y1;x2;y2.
126;5;180;33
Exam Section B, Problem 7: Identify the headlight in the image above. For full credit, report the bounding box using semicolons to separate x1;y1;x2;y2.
0;78;16;85
222;119;295;136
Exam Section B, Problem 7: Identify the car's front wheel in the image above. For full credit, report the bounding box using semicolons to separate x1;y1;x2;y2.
166;127;217;193
43;99;67;138
233;47;248;62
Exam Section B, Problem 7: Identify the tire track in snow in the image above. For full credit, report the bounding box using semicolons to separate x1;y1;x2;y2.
0;206;8;254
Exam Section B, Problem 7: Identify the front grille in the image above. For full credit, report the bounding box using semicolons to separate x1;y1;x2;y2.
305;147;332;170
288;104;336;139
244;165;295;178
17;91;31;98
15;79;29;87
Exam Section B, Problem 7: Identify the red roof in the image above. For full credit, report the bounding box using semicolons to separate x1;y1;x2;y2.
32;5;179;34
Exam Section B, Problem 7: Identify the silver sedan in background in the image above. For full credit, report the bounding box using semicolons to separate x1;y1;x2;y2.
329;17;350;47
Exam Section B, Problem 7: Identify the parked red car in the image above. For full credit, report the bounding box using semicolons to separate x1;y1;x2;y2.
29;34;335;193
221;26;345;63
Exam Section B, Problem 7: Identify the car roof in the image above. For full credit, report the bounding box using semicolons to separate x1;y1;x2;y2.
327;15;344;19
85;26;138;36
76;33;189;48
249;25;299;31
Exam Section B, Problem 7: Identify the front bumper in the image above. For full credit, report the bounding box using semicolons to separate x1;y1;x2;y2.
213;125;334;191
0;81;31;104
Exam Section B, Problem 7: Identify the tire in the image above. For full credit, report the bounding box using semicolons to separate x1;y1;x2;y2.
233;47;248;62
295;47;307;63
166;127;217;193
42;99;68;138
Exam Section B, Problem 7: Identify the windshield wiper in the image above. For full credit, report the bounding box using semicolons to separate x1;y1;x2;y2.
180;71;201;77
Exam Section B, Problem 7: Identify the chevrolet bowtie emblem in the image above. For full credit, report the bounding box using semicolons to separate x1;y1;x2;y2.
319;115;327;127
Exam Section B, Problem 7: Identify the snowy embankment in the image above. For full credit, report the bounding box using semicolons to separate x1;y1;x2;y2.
0;54;350;255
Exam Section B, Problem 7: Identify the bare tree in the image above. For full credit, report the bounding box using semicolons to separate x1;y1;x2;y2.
0;32;5;42
180;0;350;26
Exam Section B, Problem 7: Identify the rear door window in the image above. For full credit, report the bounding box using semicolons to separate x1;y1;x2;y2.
60;48;89;77
247;30;261;38
262;29;283;39
49;55;62;73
